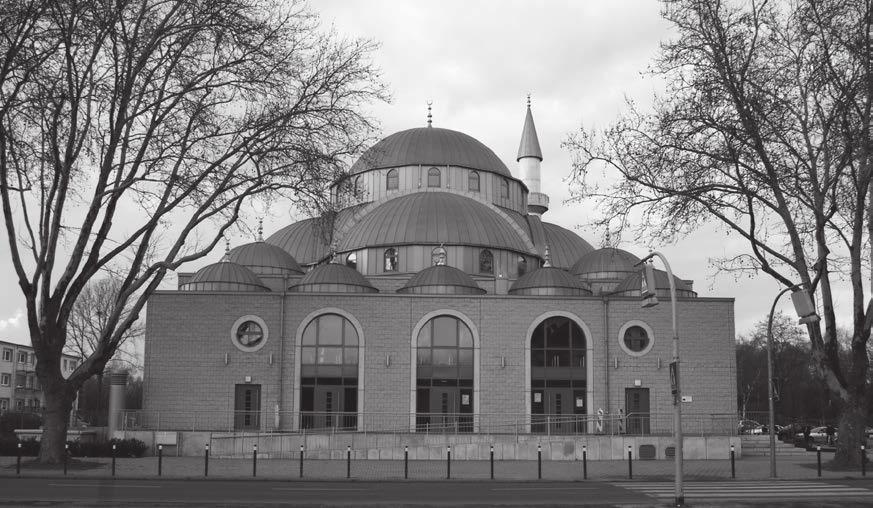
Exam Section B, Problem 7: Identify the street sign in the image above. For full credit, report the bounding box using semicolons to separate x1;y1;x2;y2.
669;361;679;405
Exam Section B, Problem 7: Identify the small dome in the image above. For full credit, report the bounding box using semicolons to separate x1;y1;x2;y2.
228;242;303;276
509;266;592;296
542;222;595;269
289;263;378;293
349;127;513;177
571;248;641;277
398;265;486;295
181;261;269;292
612;269;697;298
265;217;330;266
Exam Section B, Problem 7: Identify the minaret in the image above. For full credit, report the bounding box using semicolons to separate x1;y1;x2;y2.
517;95;549;215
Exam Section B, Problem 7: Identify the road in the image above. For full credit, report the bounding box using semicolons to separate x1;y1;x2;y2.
0;478;871;506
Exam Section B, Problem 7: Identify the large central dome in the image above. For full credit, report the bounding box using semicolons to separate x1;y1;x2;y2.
349;127;512;176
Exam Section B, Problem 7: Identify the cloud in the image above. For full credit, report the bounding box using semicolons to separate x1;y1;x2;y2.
0;309;24;331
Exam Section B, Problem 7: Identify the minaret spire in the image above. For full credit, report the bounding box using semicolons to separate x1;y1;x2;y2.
426;100;433;127
517;94;549;215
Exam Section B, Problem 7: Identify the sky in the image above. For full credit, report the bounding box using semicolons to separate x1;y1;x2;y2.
0;0;854;347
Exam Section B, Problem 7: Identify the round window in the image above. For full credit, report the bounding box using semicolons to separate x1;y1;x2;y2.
231;315;269;352
618;321;654;357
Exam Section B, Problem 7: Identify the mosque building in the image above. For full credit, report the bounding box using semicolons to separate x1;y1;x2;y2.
142;99;737;448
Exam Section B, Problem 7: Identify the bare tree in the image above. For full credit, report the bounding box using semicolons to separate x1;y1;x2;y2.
566;0;871;466
0;0;386;463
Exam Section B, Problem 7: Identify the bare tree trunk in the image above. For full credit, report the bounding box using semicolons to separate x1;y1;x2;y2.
38;383;75;464
834;396;867;467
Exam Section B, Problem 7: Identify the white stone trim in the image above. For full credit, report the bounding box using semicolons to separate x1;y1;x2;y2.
524;311;595;433
409;309;480;432
230;315;269;353
617;320;655;357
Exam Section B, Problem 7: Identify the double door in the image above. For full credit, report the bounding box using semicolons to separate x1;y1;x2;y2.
301;385;356;430
625;387;651;435
234;384;261;431
531;388;586;434
416;386;473;432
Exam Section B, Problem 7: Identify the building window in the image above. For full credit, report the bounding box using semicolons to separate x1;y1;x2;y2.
517;256;527;276
431;246;447;266
479;249;493;274
427;167;441;188
500;179;509;199
530;316;587;434
386;169;398;190
0;373;9;386
0;399;8;412
345;252;357;270
15;399;24;411
415;315;475;432
384;248;398;272
2;348;11;362
300;313;359;430
17;351;27;363
31;399;40;409
230;315;269;352
468;171;480;192
618;321;654;357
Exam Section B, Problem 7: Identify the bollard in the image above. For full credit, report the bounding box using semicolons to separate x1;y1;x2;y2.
158;445;163;476
627;445;632;480
347;446;351;479
730;445;735;479
252;444;257;477
817;446;822;477
582;445;587;480
299;444;304;478
16;442;21;476
404;446;408;479
204;443;210;477
538;444;542;480
64;443;68;476
862;445;866;477
490;445;494;480
112;444;117;477
446;445;452;479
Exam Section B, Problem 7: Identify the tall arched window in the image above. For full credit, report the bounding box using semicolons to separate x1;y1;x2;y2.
517;256;527;276
530;317;586;434
386;169;399;190
427;167;441;187
384;248;398;272
479;249;493;274
416;315;474;432
353;176;363;198
300;314;359;429
345;252;357;270
500;179;509;199
431;246;447;266
468;171;480;192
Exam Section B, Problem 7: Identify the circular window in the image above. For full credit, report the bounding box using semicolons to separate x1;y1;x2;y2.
618;320;654;357
231;315;269;352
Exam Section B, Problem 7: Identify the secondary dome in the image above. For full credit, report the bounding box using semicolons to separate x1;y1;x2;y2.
542;222;595;269
228;242;303;276
612;269;697;298
338;192;533;254
509;266;592;296
571;248;641;277
398;265;486;295
266;205;365;266
349;127;513;177
181;261;268;292
289;263;378;293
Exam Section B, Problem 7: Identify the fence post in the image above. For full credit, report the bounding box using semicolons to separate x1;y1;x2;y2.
252;444;257;477
627;445;632;480
862;445;866;477
582;445;587;480
537;444;542;480
299;444;304;478
112;443;117;477
817;446;822;477
730;444;735;479
64;443;68;476
346;445;351;479
446;445;451;479
404;445;408;479
158;444;162;476
490;444;494;480
204;443;209;477
16;442;21;476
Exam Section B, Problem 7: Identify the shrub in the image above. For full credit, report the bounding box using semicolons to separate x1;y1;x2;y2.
0;436;40;456
67;437;147;458
0;412;43;435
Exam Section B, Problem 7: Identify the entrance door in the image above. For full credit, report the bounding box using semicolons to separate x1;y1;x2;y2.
234;384;261;431
547;388;573;434
430;387;458;432
314;386;342;430
625;388;650;435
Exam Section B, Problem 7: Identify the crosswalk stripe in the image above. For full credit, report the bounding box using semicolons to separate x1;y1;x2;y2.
613;481;873;499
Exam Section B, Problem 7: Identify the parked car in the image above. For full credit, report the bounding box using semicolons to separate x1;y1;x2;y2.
738;419;765;435
795;426;837;445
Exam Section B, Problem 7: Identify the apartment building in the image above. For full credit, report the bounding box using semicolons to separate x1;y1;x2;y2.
0;340;80;413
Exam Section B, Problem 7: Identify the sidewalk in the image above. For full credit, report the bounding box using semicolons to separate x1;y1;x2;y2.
1;451;868;481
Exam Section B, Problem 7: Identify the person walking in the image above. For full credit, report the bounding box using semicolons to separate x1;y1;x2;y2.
826;424;835;446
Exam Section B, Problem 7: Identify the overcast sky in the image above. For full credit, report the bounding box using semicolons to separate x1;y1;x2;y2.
0;1;853;346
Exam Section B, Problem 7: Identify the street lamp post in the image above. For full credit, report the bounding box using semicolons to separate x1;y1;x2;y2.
637;251;683;507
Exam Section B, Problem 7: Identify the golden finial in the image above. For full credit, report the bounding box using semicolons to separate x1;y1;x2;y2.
257;218;264;242
526;93;531;108
426;100;433;127
543;244;552;267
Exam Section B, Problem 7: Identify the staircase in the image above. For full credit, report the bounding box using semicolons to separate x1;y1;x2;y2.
740;435;809;456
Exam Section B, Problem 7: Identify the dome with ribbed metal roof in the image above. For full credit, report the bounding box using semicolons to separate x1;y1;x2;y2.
611;269;696;298
542;223;594;269
349;127;513;177
266;205;364;266
338;192;534;254
181;261;269;292
228;241;303;276
571;247;641;277
398;265;486;295
509;266;592;296
289;263;378;293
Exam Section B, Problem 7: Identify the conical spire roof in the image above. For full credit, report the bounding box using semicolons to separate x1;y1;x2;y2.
516;102;543;161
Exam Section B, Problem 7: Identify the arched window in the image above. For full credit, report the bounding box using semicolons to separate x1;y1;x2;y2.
517;256;527;276
300;314;359;430
345;252;357;270
530;316;587;434
384;248;398;272
416;315;474;432
431;246;447;266
479;249;493;274
427;167;441;187
468;171;480;192
354;176;363;198
386;169;398;190
500;179;509;199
